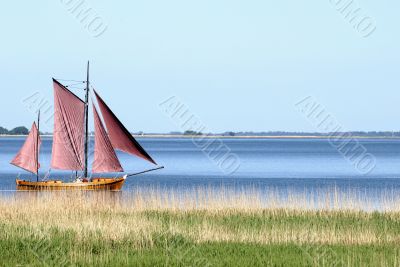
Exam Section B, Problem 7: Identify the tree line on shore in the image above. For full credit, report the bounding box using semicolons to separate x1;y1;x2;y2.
181;130;400;137
0;126;29;135
2;126;400;137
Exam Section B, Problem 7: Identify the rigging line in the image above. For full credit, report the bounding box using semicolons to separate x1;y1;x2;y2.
89;90;101;114
66;86;86;90
65;82;87;87
43;168;51;181
126;166;164;177
54;78;86;83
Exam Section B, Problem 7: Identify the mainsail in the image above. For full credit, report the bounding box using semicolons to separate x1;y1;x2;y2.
94;90;157;165
92;104;123;173
10;122;41;174
51;79;85;170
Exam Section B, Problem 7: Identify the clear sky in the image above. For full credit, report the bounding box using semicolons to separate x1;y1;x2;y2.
0;1;398;133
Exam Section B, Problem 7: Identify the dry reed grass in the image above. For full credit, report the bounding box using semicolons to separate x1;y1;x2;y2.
1;186;400;248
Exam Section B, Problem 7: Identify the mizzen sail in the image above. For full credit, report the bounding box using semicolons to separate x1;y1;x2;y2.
94;90;157;165
10;122;41;174
51;79;85;170
92;104;123;173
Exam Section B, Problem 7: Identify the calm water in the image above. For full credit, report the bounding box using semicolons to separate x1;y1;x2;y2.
2;137;400;199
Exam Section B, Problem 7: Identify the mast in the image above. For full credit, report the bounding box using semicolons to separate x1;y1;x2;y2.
84;61;90;178
36;110;40;182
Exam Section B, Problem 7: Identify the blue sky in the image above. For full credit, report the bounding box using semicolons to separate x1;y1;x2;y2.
0;0;398;132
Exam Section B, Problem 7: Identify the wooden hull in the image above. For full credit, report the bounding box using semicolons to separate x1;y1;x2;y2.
16;176;126;191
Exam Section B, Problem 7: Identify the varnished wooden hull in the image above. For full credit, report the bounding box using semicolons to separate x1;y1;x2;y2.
16;176;126;191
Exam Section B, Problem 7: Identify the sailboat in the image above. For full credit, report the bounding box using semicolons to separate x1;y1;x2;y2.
11;62;163;190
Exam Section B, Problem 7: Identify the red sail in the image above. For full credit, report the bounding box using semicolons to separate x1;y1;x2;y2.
92;104;123;173
10;122;41;174
94;90;156;164
51;79;85;170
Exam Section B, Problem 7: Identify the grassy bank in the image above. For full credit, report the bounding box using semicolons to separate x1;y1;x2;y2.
1;191;400;266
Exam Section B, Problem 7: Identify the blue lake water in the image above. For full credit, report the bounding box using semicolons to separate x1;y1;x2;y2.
2;137;400;199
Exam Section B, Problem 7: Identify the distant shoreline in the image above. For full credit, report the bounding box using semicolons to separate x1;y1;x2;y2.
1;134;400;139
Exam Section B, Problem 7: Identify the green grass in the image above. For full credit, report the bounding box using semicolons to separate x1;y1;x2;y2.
1;229;400;266
1;208;400;266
